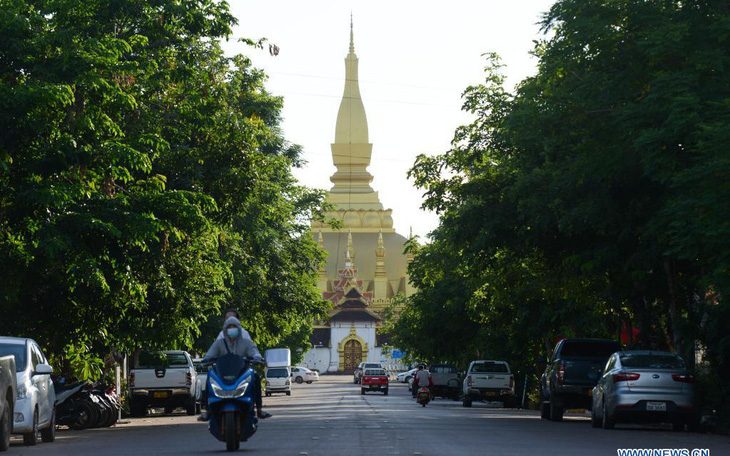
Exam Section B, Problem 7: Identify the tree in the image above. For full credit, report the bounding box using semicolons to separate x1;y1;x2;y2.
0;0;328;376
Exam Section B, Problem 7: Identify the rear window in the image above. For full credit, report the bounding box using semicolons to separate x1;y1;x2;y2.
561;340;620;358
620;354;685;369
136;352;189;368
0;343;27;372
365;369;386;376
267;368;289;378
364;363;381;368
471;362;509;373
429;365;457;374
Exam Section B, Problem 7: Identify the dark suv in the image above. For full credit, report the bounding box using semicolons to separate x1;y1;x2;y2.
540;338;621;421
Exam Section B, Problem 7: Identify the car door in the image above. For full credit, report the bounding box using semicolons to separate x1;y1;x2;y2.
30;343;51;425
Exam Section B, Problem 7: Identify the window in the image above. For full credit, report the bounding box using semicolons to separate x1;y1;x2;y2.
31;344;43;369
471;362;509;373
429;366;457;374
267;368;289;378
365;369;386;376
619;353;685;369
561;341;620;358
0;343;27;372
135;352;189;368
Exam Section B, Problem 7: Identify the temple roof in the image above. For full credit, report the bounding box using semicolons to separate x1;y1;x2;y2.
330;310;381;322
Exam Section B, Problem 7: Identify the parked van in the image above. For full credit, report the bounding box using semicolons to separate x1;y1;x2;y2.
264;348;291;396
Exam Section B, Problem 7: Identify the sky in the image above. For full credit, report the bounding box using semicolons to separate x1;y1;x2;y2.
222;0;556;239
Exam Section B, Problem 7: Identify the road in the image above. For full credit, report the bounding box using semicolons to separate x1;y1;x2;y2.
5;376;729;455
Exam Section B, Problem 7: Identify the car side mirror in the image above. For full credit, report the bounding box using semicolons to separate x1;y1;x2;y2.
34;363;53;376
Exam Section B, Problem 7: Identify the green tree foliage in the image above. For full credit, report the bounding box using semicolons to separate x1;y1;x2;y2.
394;0;730;421
0;0;328;375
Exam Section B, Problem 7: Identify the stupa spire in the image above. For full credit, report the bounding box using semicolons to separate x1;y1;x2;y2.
349;13;355;55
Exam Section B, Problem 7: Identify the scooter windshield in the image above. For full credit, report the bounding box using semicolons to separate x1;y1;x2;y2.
215;354;248;385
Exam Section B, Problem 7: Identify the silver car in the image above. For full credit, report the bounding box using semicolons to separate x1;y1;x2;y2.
591;351;699;431
0;337;56;445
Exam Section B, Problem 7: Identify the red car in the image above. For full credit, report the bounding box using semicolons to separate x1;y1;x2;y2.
361;368;389;395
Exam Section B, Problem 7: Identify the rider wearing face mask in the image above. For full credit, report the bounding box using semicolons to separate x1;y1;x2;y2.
200;317;272;420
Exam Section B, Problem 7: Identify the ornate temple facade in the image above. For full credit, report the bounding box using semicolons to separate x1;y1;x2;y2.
302;20;413;373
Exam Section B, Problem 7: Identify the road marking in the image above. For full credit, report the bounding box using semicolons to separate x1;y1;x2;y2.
312;437;319;440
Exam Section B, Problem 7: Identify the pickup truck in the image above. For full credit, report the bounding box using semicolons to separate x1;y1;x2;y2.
462;360;514;407
361;368;389;395
540;338;621;421
0;356;17;452
129;350;199;416
429;364;461;399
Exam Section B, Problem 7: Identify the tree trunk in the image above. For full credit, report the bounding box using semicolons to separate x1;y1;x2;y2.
663;258;683;355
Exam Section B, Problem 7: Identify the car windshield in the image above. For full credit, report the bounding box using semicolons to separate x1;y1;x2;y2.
561;341;620;358
365;369;386;376
135;352;188;368
0;343;26;372
267;368;289;378
471;362;508;373
429;365;457;373
620;353;686;369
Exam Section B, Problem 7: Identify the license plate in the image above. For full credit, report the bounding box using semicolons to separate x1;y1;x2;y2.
646;402;666;412
373;385;380;388
485;391;497;397
153;391;169;398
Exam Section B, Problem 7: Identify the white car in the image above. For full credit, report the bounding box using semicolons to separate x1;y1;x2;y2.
0;337;56;446
192;358;209;404
290;366;319;384
397;368;417;384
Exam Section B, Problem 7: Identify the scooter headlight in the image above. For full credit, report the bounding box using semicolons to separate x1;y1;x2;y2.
209;377;250;398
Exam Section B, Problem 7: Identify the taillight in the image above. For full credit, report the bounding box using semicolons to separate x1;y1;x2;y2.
672;374;695;384
557;362;565;383
509;375;514;389
613;372;640;382
129;373;135;388
185;372;192;386
467;375;472;386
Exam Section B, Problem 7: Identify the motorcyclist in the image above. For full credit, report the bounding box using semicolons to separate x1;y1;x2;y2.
412;364;433;399
198;316;272;421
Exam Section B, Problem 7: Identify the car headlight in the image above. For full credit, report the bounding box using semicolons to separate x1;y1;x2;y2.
285;379;290;385
17;383;27;400
209;377;250;398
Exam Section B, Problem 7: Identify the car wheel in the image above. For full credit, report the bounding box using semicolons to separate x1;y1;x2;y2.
383;389;388;396
590;403;601;428
540;401;550;420
306;381;312;384
295;376;303;384
186;398;196;416
265;392;271;397
462;397;472;408
549;394;563;422
0;397;11;451
361;388;365;395
40;407;56;442
601;400;614;430
286;391;291;396
23;408;38;446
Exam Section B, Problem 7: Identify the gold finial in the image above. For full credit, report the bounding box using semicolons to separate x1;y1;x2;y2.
349;13;355;54
378;229;384;249
346;229;355;267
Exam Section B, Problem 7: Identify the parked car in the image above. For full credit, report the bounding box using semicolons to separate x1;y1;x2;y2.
290;366;319;384
0;337;56;446
396;368;417;384
540;338;622;421
361;368;389;395
591;351;700;431
192;358;208;409
353;362;382;384
429;364;461;399
0;355;17;451
128;350;199;416
462;360;514;407
265;367;291;396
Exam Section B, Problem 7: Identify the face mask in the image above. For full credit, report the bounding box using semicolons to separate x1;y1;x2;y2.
226;327;240;339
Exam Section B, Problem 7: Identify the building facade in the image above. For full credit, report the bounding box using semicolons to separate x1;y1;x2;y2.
302;20;413;373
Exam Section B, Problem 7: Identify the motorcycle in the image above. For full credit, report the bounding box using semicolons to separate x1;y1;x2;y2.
417;386;431;407
206;354;259;452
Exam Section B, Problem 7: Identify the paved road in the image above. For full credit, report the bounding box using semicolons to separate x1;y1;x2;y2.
5;376;729;455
